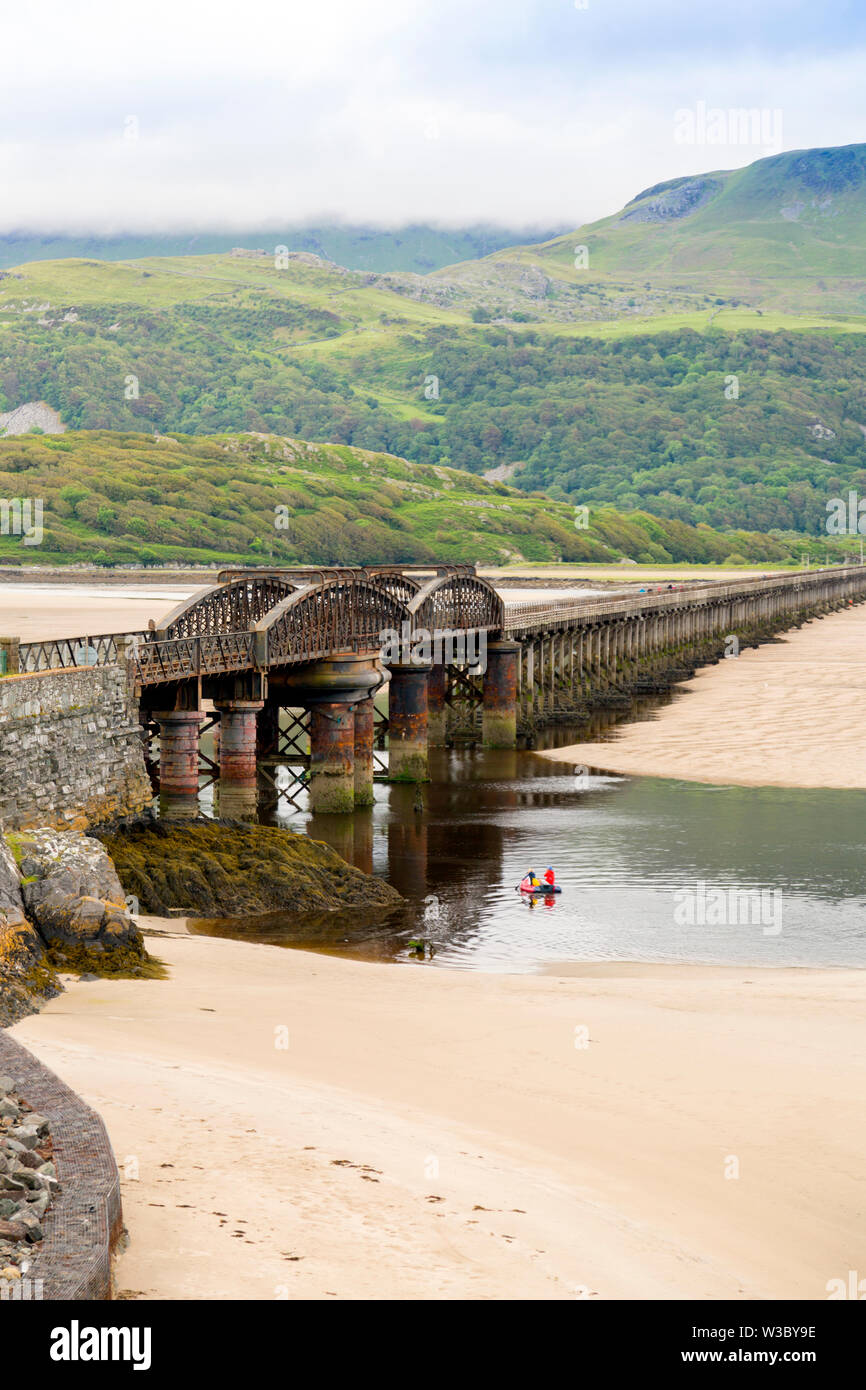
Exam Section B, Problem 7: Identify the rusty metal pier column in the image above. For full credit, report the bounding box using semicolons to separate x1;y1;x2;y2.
353;697;375;807
214;699;264;819
387;663;430;782
309;704;356;813
155;709;204;819
482;639;521;748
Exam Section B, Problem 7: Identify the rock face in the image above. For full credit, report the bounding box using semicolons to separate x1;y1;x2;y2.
619;176;721;224
11;829;145;969
99;820;405;918
0;401;65;436
0;839;59;1028
0;829;150;1022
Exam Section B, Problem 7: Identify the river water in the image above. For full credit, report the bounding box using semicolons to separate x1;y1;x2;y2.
194;707;866;973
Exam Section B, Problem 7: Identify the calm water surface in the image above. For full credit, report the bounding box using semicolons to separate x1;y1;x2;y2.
195;704;866;973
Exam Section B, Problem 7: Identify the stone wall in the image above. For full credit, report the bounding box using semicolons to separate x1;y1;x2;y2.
0;1031;122;1300
0;666;152;831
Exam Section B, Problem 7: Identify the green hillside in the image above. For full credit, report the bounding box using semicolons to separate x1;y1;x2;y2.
0;431;846;570
494;144;866;318
4;144;866;537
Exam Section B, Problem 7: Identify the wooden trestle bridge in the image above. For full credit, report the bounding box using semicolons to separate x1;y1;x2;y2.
10;561;866;815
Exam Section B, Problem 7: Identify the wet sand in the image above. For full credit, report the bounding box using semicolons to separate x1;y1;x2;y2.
542;603;866;789
12;933;866;1300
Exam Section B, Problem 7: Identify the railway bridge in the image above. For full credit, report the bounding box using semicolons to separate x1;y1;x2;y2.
9;561;866;817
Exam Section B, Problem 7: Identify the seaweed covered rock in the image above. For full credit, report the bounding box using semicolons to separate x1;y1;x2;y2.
98;820;404;917
0;841;59;1027
8;828;148;974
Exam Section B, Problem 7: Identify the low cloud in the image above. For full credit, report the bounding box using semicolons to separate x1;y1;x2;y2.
1;0;864;234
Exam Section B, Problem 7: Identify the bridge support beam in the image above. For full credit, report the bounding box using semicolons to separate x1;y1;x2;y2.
353;698;375;807
309;704;356;814
482;640;521;748
155;709;204;819
214;699;264;820
387;664;430;782
427;664;448;746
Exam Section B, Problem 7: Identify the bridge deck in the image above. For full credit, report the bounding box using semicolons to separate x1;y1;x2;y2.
12;565;865;687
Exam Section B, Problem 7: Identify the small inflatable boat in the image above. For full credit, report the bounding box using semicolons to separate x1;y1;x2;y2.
517;884;562;895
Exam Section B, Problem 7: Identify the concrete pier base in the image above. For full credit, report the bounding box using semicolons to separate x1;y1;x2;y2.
353;698;375;807
387;664;430;782
155;709;204;819
482;640;521;748
309;703;355;814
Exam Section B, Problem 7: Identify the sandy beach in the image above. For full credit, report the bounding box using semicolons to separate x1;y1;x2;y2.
542;603;866;789
11;932;866;1300
0;584;197;640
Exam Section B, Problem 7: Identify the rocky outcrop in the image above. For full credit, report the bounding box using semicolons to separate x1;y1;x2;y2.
0;828;155;1025
0;401;65;436
0;840;59;1028
9;829;147;974
99;820;405;918
619;176;720;224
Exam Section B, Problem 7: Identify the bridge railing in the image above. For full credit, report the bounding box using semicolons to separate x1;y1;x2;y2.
19;631;149;673
133;632;257;685
501;565;866;633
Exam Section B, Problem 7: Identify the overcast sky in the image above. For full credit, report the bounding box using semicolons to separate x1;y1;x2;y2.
2;0;865;234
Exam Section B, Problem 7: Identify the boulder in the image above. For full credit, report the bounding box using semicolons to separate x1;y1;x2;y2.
11;828;145;968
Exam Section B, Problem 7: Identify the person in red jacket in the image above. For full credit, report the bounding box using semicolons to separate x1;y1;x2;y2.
543;866;556;888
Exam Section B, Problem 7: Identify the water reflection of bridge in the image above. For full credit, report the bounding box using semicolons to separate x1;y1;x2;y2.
11;561;866;819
